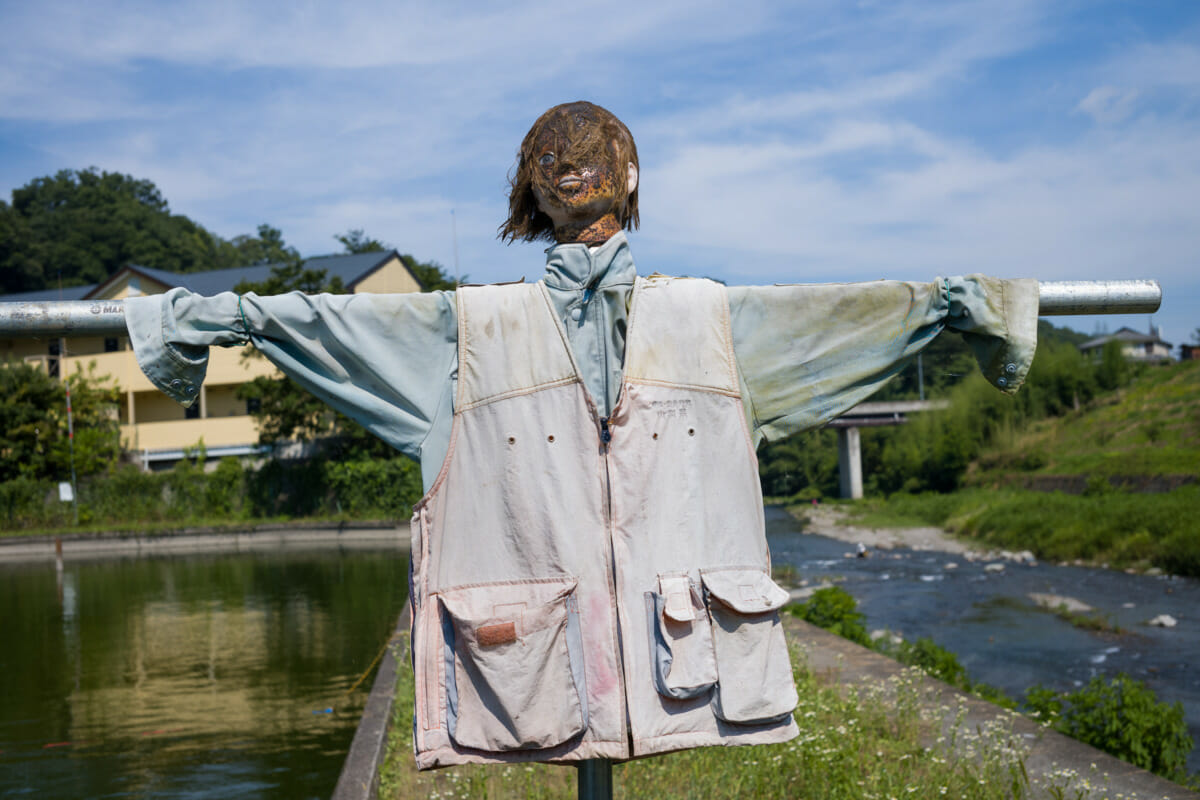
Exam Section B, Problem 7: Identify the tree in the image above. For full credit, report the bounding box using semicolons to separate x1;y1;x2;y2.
335;228;386;254
334;227;460;291
228;223;300;267
0;361;121;482
0;202;42;294
1096;339;1131;391
399;253;459;291
1;168;238;293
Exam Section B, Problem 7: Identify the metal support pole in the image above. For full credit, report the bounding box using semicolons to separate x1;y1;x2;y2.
0;299;127;337
0;279;1164;338
577;758;613;800
1036;279;1161;316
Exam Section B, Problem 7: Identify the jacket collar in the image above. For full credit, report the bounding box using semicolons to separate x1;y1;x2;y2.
543;232;637;291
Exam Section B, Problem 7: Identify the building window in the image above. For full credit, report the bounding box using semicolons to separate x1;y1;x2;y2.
246;397;262;414
104;337;120;352
47;341;60;378
185;404;201;420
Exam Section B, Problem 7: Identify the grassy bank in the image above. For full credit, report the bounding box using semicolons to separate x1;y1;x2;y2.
0;454;422;537
379;636;1046;800
837;485;1200;577
970;359;1200;482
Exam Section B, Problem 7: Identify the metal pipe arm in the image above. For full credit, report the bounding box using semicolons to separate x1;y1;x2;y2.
0;279;1164;338
1036;279;1161;316
0;299;129;338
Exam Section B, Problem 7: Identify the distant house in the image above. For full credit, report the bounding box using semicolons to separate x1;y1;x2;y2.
1181;344;1199;361
1079;326;1173;363
1;252;422;468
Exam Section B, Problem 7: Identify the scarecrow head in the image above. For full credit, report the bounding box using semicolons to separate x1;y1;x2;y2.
500;101;639;246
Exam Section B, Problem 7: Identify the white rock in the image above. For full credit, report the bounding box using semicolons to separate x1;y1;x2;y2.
944;562;959;570
870;629;903;646
984;563;1005;573
1148;614;1177;628
1029;593;1093;613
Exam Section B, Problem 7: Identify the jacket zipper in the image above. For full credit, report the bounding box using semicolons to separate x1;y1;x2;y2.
598;411;634;753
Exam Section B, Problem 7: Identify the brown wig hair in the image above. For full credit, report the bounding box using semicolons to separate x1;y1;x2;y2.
498;101;640;244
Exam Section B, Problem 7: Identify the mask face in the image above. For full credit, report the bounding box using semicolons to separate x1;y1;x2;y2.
529;103;624;229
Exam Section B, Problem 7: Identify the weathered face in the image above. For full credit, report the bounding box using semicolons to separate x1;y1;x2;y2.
528;103;623;228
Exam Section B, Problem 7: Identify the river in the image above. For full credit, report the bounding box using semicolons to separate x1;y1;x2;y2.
766;504;1200;773
0;548;408;799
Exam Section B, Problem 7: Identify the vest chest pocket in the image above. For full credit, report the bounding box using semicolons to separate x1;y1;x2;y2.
644;574;718;700
700;568;798;725
439;578;588;752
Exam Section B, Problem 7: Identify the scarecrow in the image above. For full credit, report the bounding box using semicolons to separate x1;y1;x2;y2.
121;102;1038;769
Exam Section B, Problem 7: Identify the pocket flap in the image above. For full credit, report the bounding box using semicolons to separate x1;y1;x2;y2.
658;574;697;622
701;568;789;614
440;577;578;640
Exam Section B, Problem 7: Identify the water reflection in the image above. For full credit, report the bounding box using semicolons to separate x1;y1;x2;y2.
0;549;408;799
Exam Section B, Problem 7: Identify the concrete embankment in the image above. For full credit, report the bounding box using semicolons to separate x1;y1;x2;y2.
0;520;412;563
791;616;1199;800
334;613;1200;800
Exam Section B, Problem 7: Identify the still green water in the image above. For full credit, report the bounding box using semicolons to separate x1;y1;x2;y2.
0;548;408;799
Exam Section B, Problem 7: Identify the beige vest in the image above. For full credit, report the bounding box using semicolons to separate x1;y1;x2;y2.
410;276;799;769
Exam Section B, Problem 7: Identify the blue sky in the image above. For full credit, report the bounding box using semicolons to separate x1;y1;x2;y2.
2;0;1197;347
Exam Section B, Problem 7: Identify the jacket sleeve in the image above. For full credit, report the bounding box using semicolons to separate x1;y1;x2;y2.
726;276;1038;446
124;287;458;461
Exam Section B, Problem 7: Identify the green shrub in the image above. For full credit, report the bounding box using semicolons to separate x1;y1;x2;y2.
205;457;247;517
0;476;58;528
324;457;423;518
895;637;967;687
81;465;166;521
1025;674;1194;783
245;457;329;516
788;586;871;647
1110;529;1155;565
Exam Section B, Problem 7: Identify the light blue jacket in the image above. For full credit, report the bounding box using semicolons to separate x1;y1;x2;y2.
125;233;1038;491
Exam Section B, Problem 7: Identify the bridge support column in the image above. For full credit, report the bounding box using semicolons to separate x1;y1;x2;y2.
837;426;863;499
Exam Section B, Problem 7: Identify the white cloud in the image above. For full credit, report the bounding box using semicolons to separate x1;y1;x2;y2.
1076;86;1139;124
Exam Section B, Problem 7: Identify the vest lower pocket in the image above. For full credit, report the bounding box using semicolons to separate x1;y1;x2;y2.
700;568;798;725
439;578;587;752
644;574;718;700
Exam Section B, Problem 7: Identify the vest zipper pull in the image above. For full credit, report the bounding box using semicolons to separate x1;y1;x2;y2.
599;416;612;444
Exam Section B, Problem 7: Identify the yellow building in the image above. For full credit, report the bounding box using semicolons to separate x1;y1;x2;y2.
0;252;421;469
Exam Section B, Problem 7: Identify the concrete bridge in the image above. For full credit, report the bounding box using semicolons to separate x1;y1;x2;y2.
826;400;950;499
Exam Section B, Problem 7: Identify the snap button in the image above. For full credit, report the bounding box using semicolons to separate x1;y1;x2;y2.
170;379;182;388
570;307;582;321
997;377;1007;387
1006;363;1017;374
185;385;197;395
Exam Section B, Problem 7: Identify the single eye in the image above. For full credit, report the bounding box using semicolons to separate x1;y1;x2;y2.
539;152;555;167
